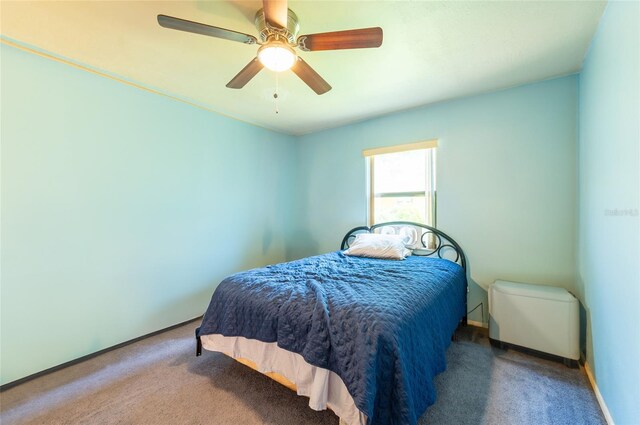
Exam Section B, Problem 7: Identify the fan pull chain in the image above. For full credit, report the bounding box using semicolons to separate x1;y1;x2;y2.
274;72;279;114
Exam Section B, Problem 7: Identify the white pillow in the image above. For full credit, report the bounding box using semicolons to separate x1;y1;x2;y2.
343;233;412;260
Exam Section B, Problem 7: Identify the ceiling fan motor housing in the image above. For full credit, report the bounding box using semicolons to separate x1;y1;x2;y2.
254;8;300;45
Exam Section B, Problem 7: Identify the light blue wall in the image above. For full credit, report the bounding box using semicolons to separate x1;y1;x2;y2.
0;44;296;385
294;76;579;325
577;1;640;423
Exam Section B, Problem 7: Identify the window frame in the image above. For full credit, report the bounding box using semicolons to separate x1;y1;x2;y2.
364;140;438;227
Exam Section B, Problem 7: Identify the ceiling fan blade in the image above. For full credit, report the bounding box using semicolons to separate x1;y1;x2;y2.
291;57;331;95
262;0;288;28
158;15;257;45
226;58;264;89
297;27;383;51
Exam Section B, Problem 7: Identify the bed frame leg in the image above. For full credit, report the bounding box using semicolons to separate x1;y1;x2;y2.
452;316;468;341
195;327;202;357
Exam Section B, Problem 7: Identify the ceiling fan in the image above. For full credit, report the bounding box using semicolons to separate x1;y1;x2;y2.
157;0;383;95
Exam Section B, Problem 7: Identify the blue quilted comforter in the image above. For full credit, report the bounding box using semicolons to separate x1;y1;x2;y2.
198;251;466;425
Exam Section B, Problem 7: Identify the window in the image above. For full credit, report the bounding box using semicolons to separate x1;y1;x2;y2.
365;141;437;227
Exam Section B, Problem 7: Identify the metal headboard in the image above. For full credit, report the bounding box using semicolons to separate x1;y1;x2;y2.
340;221;467;271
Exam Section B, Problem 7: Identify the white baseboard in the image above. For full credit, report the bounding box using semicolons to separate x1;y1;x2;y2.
584;361;615;425
467;319;488;328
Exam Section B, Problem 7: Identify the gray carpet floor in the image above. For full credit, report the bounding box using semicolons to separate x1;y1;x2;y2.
0;321;605;425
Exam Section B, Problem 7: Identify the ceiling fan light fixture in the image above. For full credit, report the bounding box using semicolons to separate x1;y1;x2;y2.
258;41;296;72
159;2;383;94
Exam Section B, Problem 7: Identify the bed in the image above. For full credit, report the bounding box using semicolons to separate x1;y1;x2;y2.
195;221;468;425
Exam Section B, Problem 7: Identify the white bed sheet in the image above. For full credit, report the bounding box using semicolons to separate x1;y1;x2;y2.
201;334;366;425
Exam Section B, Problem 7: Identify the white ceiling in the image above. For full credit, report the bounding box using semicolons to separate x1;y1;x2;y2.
1;1;606;135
